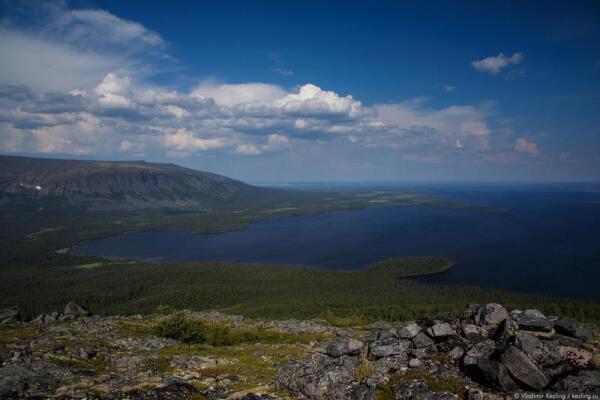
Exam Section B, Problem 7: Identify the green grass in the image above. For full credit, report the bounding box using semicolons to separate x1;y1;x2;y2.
150;313;333;347
139;356;172;374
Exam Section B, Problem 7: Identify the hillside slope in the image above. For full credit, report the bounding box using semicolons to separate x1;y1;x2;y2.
0;155;268;210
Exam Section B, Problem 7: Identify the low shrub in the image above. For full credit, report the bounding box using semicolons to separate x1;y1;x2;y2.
152;313;207;343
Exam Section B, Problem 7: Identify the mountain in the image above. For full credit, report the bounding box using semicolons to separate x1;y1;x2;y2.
0;155;268;210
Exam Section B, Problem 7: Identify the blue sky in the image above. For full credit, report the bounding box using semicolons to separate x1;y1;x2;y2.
1;0;599;182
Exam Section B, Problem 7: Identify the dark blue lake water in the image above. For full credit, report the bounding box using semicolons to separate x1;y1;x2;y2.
73;183;600;299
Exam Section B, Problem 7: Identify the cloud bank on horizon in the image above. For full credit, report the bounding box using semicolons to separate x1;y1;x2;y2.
0;1;598;181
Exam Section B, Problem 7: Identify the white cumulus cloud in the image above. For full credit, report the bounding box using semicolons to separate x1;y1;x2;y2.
472;52;524;75
515;137;539;155
192;82;287;107
163;129;225;152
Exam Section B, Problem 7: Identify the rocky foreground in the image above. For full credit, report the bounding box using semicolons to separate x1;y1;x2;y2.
1;303;599;399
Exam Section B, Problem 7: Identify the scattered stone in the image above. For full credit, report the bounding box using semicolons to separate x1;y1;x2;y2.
398;322;421;339
500;346;549;390
0;302;596;399
235;394;280;400
554;318;590;341
552;370;600;393
0;306;20;324
326;337;364;358
409;358;422;368
79;347;97;359
63;301;91;318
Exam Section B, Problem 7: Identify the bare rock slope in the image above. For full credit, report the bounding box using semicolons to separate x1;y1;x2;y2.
0;303;599;399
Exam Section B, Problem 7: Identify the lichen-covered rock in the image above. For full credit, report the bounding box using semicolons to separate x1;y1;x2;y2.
462;339;497;368
398;322;421;339
475;360;519;392
500;346;549;390
477;304;508;336
554;318;590;341
460;323;484;342
497;318;519;344
413;332;435;349
369;336;411;359
427;323;455;339
447;347;465;360
552;370;600;393
0;306;20;324
513;309;553;333
1;302;597;400
558;346;592;369
275;353;368;399
63;301;91;318
326;338;364;358
514;332;561;367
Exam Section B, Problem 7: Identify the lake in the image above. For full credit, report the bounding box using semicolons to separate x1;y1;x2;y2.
73;183;600;299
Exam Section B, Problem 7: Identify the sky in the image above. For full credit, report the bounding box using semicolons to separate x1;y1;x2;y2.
1;1;599;182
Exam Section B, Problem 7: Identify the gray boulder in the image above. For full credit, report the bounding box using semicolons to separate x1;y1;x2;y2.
412;332;435;349
552;370;600;394
514;332;561;367
500;346;549;390
477;303;508;336
426;322;455;339
0;306;20;324
447;346;465;360
411;347;436;359
463;339;497;368
326;338;364;358
276;352;372;399
0;361;66;399
32;311;61;324
461;322;484;342
398;322;421;339
513;309;553;333
369;336;411;359
63;301;90;318
554;318;590;341
476;360;519;392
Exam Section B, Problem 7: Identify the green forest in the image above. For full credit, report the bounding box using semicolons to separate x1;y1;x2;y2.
2;254;599;325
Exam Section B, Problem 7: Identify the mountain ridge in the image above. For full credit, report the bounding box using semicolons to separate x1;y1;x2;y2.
0;155;267;210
